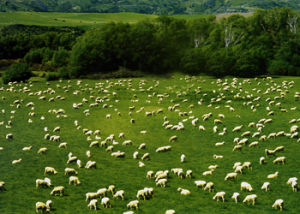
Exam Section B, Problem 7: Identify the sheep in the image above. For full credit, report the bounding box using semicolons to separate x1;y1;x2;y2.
203;170;214;176
6;133;13;140
213;154;223;159
97;188;107;197
138;143;146;150
233;162;241;169
0;181;6;191
287;177;298;185
233;125;243;132
291;181;298;192
274;146;284;152
215;141;225;146
242;161;252;170
265;149;276;156
36;178;52;188
194;180;206;188
44;167;57;175
156;178;167;187
204;182;214;192
101;197;111;208
53;126;60;132
141;153;150;160
233;145;242;151
225;172;237;181
45;200;53;211
180;154;186;163
127;200;139;210
22;146;32;151
241;182;253;192
36;202;51;213
50;186;64;196
272;199;284;211
137;189;147;200
76;159;82;168
123;211;134;214
89;141;99;147
58;142;67;148
155;171;168;182
165;210;176;214
169;135;177;142
234;166;244;174
261;182;270;192
111;151;125;158
38;148;48;154
177;187;190;196
213;191;225;202
67;156;78;164
86;192;99;201
69;176;80;185
249;141;259;147
259;157;266;165
268;171;279;179
122;140;132;146
85;161;96;169
87;199;98;210
231;192;240;203
243;194;257;205
273;156;286;164
199;125;206;131
208;165;218;170
114;190;125;200
146;170;154;179
12;158;22;165
186;170;192;178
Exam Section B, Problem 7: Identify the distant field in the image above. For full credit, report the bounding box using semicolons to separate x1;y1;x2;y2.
0;12;214;28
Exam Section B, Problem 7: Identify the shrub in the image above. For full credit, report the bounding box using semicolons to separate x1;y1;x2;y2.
24;48;54;65
45;72;60;81
58;67;70;79
51;47;70;67
2;63;32;84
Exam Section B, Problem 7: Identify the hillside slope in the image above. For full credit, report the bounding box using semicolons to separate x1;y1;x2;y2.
0;0;299;14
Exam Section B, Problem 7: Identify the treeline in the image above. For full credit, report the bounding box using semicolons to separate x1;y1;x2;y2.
1;8;300;83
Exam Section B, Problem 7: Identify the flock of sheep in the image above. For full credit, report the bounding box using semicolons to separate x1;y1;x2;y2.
0;75;299;213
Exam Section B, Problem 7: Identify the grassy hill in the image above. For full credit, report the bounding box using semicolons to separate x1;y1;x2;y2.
0;74;299;213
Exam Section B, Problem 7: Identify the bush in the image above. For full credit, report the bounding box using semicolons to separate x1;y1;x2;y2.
58;67;70;79
45;72;60;81
24;48;54;65
2;63;32;84
51;47;70;67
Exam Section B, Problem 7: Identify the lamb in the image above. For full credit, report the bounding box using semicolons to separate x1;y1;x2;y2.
50;186;64;196
243;194;257;205
87;199;98;210
108;185;115;194
194;180;206;188
267;171;279;179
36;201;51;213
177;187;190;196
36;178;52;188
38;148;48;154
58;142;67;148
101;197;111;208
69;176;80;185
133;151;139;159
272;199;284;211
273;156;286;164
169;135;177;142
44;167;57;175
114;190;125;200
156;178;167;187
231;192;240;203
259;157;266;165
85;161;96;169
146;170;154;179
97;188;107;197
213;191;225;202
225;172;237;181
241;182;253;191
186;170;192;178
204;182;214;192
127;200;139;210
86;192;99;201
141;153;150;160
165;210;176;214
12;158;22;164
261;182;270;191
22;146;32;151
180;154;186;163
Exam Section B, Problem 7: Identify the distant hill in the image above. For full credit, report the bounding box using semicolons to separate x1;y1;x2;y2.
0;0;299;14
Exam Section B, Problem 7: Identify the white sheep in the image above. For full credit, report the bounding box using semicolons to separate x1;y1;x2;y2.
89;141;99;147
272;199;284;211
12;158;22;165
127;200;139;210
186;170;192;178
123;211;134;214
85;161;96;169
22;146;32;151
133;151;139;159
213;191;225;202
234;166;244;174
141;153;150;160
267;171;279;179
243;194;257;205
180;154;185;163
36;178;52;188
273;156;285;164
261;182;270;191
204;182;214;192
69;176;80;185
156;178;167;187
259;157;266;165
241;182;253;191
101;197;111;208
169;135;177;142
224;172;237;181
58;142;67;148
86;192;99;201
177;187;190;196
213;154;223;159
114;190;125;200
194;180;206;188
36;201;51;213
76;159;82;168
146;171;154;179
38;147;48;154
86;150;91;158
87;199;98;210
203;170;213;176
44;167;57;175
97;188;107;197
165;210;176;214
108;185;115;194
50;186;64;196
231;192;240;203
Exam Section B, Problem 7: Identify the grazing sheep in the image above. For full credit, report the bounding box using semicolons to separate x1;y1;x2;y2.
36;178;52;188
6;133;13;140
213;191;225;202
165;210;175;214
233;145;242;151
194;180;206;188
127;200;139;210
156;178;167;187
114;190;125;200
22;146;32;151
87;199;98;210
146;170;154;179
225;172;237;181
85;161;96;169
231;192;240;203
69;176;80;185
138;143;146;150
203;170;214;176
213;154;223;159
38;148;48;154
76;159;82;168
177;188;190;196
44;167;57;175
86;150;91;158
123;211;134;214
101;197;111;208
86;192;99;201
273;156;286;164
242;161;252;170
67;156;78;164
137;189;147;200
108;185;115;194
204;182;214;192
169;135;177;142
243;194;257;205
233;162;241;169
89;141;99;148
249;141;259;147
12;158;22;165
241;182;253;192
36;202;50;213
58;142;67;148
141;153;150;160
0;181;6;191
180;154;186;163
268;171;279;179
186;170;192;178
97;188;107;197
234;166;244;174
260;157;266;165
50;186;64;196
272;199;284;211
261;182;270;192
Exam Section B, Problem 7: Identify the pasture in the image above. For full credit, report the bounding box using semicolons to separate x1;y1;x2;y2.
0;74;299;213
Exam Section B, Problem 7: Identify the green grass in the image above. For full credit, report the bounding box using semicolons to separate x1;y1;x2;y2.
0;74;299;213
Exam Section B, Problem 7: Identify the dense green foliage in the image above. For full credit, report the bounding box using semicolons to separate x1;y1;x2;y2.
68;8;300;77
0;0;300;14
2;63;32;84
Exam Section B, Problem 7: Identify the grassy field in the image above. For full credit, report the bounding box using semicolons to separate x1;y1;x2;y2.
0;74;299;213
